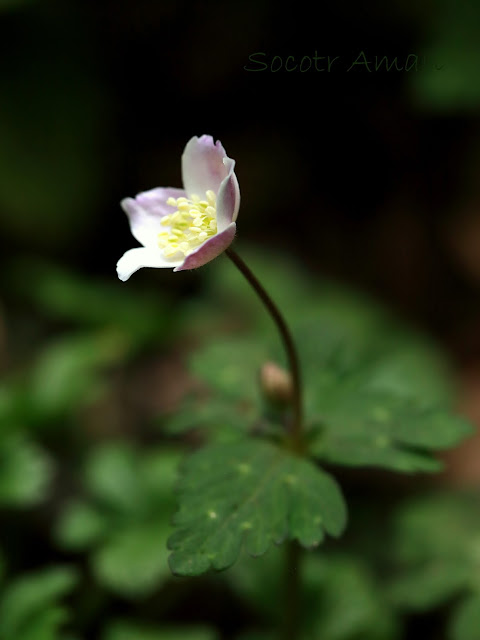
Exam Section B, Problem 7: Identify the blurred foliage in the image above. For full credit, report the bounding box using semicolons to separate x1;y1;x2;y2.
0;243;477;638
0;432;52;505
0;566;78;640
448;594;480;640
0;328;131;433
28;331;129;423
227;547;399;640
170;249;471;475
388;492;480;640
102;622;219;640
9;260;170;345
55;443;180;598
410;0;480;111
0;259;175;438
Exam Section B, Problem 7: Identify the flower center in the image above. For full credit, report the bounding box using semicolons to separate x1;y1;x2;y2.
159;190;217;258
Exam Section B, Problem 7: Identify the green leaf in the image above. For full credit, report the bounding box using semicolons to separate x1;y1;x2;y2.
168;336;281;442
168;440;347;576
56;445;181;598
388;493;480;610
163;392;258;440
139;449;183;505
0;566;78;639
209;248;452;416
103;621;219;640
93;519;172;597
0;433;52;505
29;331;129;420
54;501;107;550
189;338;270;405
293;311;458;424
310;390;472;472
182;278;465;473
84;444;180;515
449;593;480;640
391;493;480;562
388;562;472;610
410;1;480;111
303;555;399;640
11;607;68;640
84;443;147;514
360;334;452;407
204;245;455;403
185;328;469;472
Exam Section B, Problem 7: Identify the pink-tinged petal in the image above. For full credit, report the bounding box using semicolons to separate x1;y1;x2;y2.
121;187;186;248
117;247;183;281
216;156;240;231
174;222;236;272
181;135;230;197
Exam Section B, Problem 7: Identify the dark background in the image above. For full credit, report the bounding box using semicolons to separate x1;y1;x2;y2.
2;0;480;345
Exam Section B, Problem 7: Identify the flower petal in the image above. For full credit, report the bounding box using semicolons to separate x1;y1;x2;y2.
174;222;236;271
121;187;186;248
216;156;240;231
181;135;231;197
117;247;183;281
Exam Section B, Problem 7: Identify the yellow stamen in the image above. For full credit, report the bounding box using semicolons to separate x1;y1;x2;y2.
158;190;217;258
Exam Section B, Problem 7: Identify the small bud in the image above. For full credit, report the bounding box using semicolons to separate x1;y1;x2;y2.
260;361;294;407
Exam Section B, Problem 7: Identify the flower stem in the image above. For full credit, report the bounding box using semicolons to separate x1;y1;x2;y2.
224;247;303;451
283;541;302;640
225;248;304;640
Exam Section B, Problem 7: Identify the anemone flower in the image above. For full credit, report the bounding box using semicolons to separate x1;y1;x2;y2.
117;135;240;281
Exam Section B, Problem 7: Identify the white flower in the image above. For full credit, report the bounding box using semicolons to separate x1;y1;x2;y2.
117;135;240;281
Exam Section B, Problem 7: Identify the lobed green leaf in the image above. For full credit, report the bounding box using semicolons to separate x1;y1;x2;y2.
168;440;347;576
310;390;472;472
